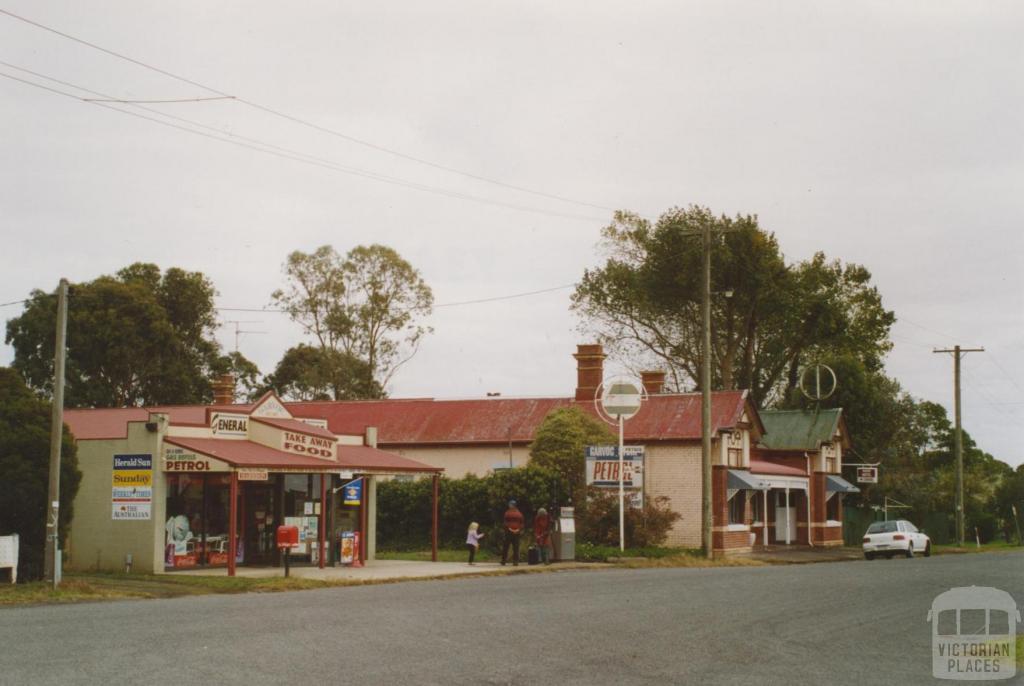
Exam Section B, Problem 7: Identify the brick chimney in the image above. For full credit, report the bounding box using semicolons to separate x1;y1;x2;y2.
641;370;666;395
212;373;236;405
573;344;606;401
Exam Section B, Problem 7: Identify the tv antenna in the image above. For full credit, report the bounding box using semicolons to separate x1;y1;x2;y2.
222;320;268;352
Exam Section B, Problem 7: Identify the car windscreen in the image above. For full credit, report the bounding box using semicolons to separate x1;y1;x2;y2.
866;521;898;534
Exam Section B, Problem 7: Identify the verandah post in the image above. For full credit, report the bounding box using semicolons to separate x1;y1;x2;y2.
228;471;238;577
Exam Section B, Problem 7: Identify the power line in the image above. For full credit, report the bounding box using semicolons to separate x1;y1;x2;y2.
0;8;619;214
0;298;28;307
82;95;236;104
214;283;576;313
0;68;606;223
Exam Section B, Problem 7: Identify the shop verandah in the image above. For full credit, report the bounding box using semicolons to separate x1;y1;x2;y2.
162;437;442;576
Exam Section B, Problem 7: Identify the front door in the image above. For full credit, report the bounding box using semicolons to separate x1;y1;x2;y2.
774;490;796;543
245;482;277;565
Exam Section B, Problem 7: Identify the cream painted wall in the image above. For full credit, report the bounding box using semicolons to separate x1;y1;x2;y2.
67;421;166;574
385;444;531;478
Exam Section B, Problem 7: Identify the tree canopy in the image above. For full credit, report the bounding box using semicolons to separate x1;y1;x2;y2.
261;344;383;401
5;263;257;407
0;367;81;581
572;206;894;405
529;406;616;497
271;244;433;394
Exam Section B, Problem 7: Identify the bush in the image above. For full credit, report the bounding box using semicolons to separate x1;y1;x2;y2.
376;465;571;552
576;490;681;548
0;368;81;582
376;471;681;552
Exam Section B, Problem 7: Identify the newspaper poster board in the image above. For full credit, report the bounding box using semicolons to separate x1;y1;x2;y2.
112;453;152;520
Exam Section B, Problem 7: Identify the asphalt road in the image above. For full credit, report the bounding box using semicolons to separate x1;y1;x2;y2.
1;552;1021;685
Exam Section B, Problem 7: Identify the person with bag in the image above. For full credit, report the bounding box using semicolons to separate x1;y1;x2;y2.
500;500;524;566
533;507;552;565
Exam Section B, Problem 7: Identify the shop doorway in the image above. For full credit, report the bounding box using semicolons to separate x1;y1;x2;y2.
245;482;278;565
774;490;797;544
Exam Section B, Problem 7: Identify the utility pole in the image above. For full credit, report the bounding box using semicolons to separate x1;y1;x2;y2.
680;220;738;560
45;278;69;589
701;224;713;560
933;345;984;546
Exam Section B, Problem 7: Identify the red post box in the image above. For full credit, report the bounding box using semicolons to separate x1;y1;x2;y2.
276;525;299;577
276;525;299;549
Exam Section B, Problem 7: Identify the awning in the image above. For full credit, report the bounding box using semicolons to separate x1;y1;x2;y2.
728;469;768;491
826;474;860;494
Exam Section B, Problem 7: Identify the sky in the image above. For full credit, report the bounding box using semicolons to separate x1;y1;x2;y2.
1;1;1021;466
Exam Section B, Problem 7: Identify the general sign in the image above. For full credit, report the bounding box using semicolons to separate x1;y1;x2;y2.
585;446;644;488
210;412;248;437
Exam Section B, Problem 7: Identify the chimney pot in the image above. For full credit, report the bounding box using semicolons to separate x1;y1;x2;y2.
641;370;667;395
212;373;236;405
573;344;606;401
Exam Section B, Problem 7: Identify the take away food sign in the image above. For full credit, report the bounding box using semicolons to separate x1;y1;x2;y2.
585;446;644;488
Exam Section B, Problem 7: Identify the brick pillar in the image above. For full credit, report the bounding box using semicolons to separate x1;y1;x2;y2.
640;370;666;395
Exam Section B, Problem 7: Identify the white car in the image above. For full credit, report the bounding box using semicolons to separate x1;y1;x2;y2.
862;519;931;559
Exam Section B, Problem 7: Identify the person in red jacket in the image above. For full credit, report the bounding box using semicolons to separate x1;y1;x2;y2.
533;507;552;565
501;500;524;566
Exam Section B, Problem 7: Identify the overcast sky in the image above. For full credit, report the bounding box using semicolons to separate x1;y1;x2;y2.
2;2;1021;466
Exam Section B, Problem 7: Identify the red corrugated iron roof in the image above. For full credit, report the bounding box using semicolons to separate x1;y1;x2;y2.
288;391;751;445
749;459;806;477
163;437;438;473
63;390;754;446
250;416;337;441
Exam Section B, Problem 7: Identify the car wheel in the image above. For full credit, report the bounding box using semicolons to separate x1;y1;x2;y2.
924;542;931;557
906;543;914;559
864;552;875;561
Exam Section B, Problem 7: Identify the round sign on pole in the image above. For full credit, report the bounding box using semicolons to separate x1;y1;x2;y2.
594;377;644;553
799;363;837;401
600;380;643;420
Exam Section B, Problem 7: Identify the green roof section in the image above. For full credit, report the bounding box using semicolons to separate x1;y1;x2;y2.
758;408;843;451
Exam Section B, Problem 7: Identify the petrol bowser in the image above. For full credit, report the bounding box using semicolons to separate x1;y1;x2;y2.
552;507;576;561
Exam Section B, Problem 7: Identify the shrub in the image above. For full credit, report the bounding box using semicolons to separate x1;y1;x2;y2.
576;489;681;548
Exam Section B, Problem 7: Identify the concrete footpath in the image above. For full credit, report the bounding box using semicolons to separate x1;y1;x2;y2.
171;559;594;582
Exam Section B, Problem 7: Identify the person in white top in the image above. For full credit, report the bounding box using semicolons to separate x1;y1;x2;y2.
466;522;485;565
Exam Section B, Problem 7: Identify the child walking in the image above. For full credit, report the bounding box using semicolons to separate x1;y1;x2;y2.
466;522;485;565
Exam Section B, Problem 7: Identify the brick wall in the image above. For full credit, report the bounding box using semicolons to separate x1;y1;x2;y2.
645;443;702;548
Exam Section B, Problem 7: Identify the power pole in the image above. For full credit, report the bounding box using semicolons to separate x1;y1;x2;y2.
680;221;739;560
701;224;713;560
45;278;69;588
933;345;984;546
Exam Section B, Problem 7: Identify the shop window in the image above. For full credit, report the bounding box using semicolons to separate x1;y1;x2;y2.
727;448;742;467
826;494;840;521
728;494;744;525
750;493;763;523
165;474;236;570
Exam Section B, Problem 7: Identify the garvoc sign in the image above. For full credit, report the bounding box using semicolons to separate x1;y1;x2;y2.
585;446;644;488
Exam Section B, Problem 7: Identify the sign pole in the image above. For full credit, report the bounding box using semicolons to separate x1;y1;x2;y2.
45;278;69;589
618;414;625;552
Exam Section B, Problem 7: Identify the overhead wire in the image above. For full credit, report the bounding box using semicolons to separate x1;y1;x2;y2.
0;68;606;223
0;7;620;214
